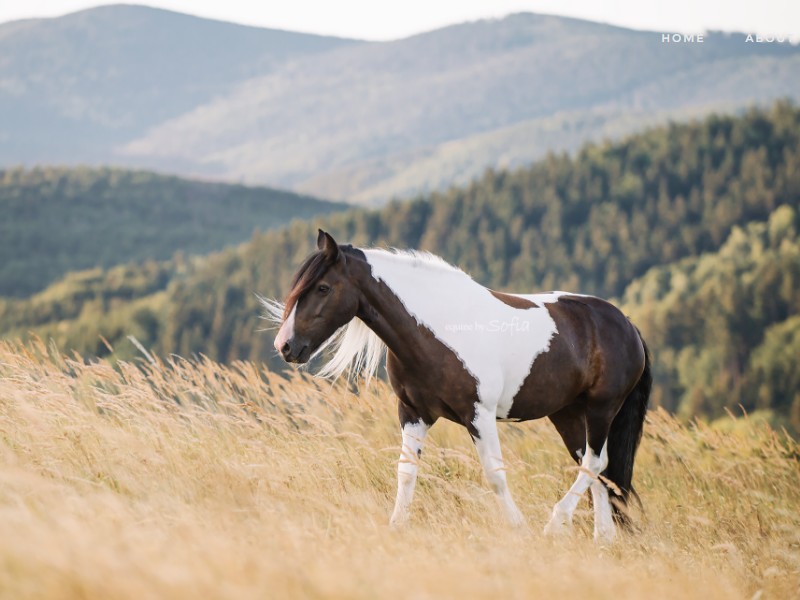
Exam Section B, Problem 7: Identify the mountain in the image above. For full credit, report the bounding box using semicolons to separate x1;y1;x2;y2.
2;8;799;205
0;166;347;297
2;103;798;426
0;4;358;166
122;15;800;205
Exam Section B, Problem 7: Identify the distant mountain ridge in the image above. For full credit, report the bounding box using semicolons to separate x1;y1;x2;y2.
0;4;359;165
2;5;800;205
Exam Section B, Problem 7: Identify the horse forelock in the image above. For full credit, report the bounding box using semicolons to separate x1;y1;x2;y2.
283;250;332;319
283;245;370;318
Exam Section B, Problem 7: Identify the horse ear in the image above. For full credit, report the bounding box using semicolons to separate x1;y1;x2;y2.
317;229;340;262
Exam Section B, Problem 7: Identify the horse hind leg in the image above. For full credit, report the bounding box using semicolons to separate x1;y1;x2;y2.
548;403;586;464
543;441;612;542
544;400;618;544
590;461;615;543
577;402;617;543
543;403;588;536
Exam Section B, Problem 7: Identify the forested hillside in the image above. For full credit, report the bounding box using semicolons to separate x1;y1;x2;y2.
0;167;346;296
2;103;798;426
623;205;800;422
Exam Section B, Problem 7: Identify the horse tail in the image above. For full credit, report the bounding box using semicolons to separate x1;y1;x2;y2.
603;328;651;530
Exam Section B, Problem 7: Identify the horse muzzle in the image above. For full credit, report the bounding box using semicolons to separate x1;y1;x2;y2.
279;339;311;364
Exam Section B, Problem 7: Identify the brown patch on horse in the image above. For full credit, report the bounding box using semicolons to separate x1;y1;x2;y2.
489;290;539;309
507;295;644;440
385;331;481;433
506;298;595;421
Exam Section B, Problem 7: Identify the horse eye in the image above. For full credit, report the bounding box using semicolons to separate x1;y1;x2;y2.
318;284;331;294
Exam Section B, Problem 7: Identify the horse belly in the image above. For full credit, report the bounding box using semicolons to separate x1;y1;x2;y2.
505;381;579;421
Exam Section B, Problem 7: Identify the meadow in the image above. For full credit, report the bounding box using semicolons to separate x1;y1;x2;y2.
0;338;798;599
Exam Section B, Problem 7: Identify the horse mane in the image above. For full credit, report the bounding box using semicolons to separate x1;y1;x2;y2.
261;247;466;384
363;247;466;276
261;295;386;383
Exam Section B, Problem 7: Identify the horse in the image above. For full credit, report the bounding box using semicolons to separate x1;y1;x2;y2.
266;230;651;543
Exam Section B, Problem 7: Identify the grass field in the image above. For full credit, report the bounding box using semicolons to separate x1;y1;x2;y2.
0;339;798;599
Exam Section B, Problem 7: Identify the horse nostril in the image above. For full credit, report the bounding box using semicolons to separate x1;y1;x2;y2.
281;343;291;358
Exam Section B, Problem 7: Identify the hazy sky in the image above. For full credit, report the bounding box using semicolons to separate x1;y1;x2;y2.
1;1;798;40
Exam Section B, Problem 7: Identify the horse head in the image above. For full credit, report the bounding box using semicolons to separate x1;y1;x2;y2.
273;230;361;363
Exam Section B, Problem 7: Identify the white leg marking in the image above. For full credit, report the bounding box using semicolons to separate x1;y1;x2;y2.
472;406;525;527
273;305;296;352
390;421;429;527
544;440;609;538
591;477;616;544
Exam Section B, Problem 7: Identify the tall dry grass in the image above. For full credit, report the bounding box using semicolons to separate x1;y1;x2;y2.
0;338;798;599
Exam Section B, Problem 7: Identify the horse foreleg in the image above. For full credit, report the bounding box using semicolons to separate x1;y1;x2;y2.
390;419;429;527
471;405;526;527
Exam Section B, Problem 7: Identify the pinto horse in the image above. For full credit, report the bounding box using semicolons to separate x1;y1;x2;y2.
267;230;651;543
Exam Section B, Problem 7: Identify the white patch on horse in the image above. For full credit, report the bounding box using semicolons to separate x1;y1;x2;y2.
273;304;296;352
591;474;616;544
390;420;429;527
363;249;559;416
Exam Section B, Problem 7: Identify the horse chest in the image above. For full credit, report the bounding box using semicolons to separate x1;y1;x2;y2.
386;351;479;426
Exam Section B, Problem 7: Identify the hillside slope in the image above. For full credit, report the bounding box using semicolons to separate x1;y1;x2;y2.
0;166;347;297
0;4;358;165
2;103;798;425
1;340;797;598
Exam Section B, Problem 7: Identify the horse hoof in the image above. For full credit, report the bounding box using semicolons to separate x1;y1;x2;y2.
543;514;572;537
507;512;527;529
389;515;409;529
593;527;616;546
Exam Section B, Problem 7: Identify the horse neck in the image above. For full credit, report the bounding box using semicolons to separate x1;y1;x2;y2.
351;251;492;369
350;258;435;367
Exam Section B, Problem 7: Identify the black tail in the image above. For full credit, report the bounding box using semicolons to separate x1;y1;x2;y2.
603;330;651;530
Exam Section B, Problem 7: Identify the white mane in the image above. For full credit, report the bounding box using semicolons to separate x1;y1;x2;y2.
261;248;465;383
367;248;466;275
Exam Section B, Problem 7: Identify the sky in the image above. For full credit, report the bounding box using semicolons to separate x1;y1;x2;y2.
0;0;798;40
